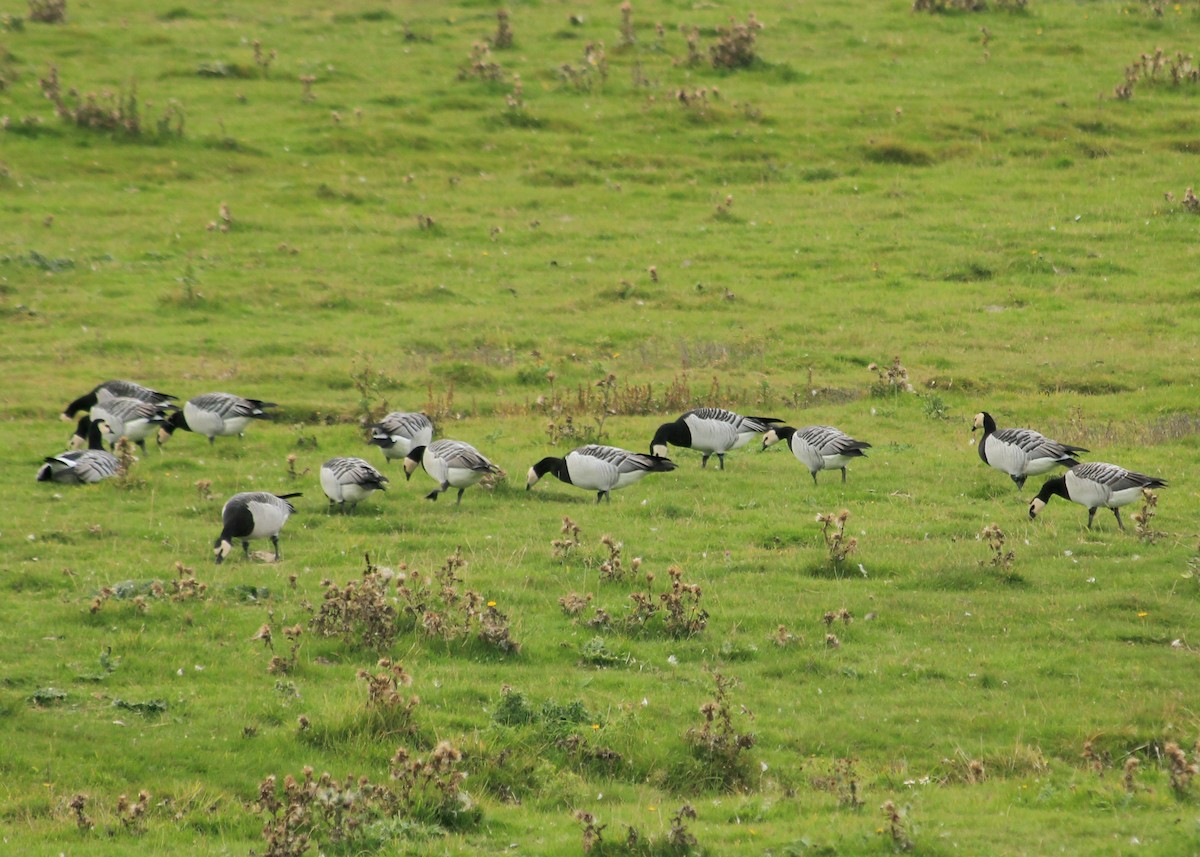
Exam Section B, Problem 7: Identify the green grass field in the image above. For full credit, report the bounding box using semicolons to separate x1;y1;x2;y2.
3;0;1200;854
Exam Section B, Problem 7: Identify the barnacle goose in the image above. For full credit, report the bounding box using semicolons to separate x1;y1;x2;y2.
320;456;389;512
527;444;677;503
761;425;871;483
650;407;782;469
1029;462;1166;531
367;412;434;464
214;492;301;564
61;380;175;421
74;396;175;453
162;393;277;444
38;418;122;484
972;412;1087;490
404;439;500;504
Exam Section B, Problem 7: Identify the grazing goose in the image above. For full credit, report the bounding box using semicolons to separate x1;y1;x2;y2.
367;412;434;464
650;407;783;469
214;492;301;564
762;425;871;484
972;412;1087;490
76;396;175;453
38;418;122;484
404;439;500;504
1029;462;1166;531
527;444;677;503
61;380;175;421
162;393;277;444
320;456;388;512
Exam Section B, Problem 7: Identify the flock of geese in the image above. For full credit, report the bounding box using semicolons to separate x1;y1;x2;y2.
36;380;1169;563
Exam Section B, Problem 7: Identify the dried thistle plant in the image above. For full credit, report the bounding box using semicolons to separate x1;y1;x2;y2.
115;790;151;833
68;793;93;830
868;355;915;395
1131;488;1160;542
299;74;316;101
816;509;858;566
619;2;635;48
492;9;513;49
252;39;276;77
881;799;914;851
574;809;606;853
1164;741;1198;795
978;524;1015;572
1123;756;1140;792
552;515;582;560
683;670;756;788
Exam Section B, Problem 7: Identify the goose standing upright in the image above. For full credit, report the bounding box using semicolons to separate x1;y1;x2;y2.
1029;462;1166;531
761;425;871;483
61;380;175;421
320;456;389;512
527;444;677;503
367;412;434;464
214;492;301;563
163;393;277;444
972;412;1087;489
38;418;122;484
404;439;500;504
650;407;782;469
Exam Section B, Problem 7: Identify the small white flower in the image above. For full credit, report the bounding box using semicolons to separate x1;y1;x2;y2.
1087;577;1096;584
667;655;678;666
641;697;649;707
760;762;768;772
26;534;36;541
177;668;184;676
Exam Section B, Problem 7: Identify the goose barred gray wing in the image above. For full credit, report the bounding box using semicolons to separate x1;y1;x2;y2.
38;450;122;484
191;392;275;419
431;439;501;474
577;444;666;475
794;425;871;456
368;412;434;461
62;379;175;420
686;408;781;434
320;456;388;511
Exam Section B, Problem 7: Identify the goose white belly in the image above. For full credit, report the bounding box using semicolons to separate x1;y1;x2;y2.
441;461;488;489
186;402;249;438
566;451;622;492
685;415;741;454
789;440;826;473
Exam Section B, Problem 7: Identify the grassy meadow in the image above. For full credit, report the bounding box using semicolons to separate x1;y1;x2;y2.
3;0;1200;853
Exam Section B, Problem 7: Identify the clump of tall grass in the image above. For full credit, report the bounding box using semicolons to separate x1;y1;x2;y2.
255;744;478;854
1113;49;1200;100
559;42;608;92
460;42;504;82
574;562;707;639
913;0;1025;11
573;803;701;855
40;66;184;138
710;14;763;69
28;0;66;24
310;550;520;654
